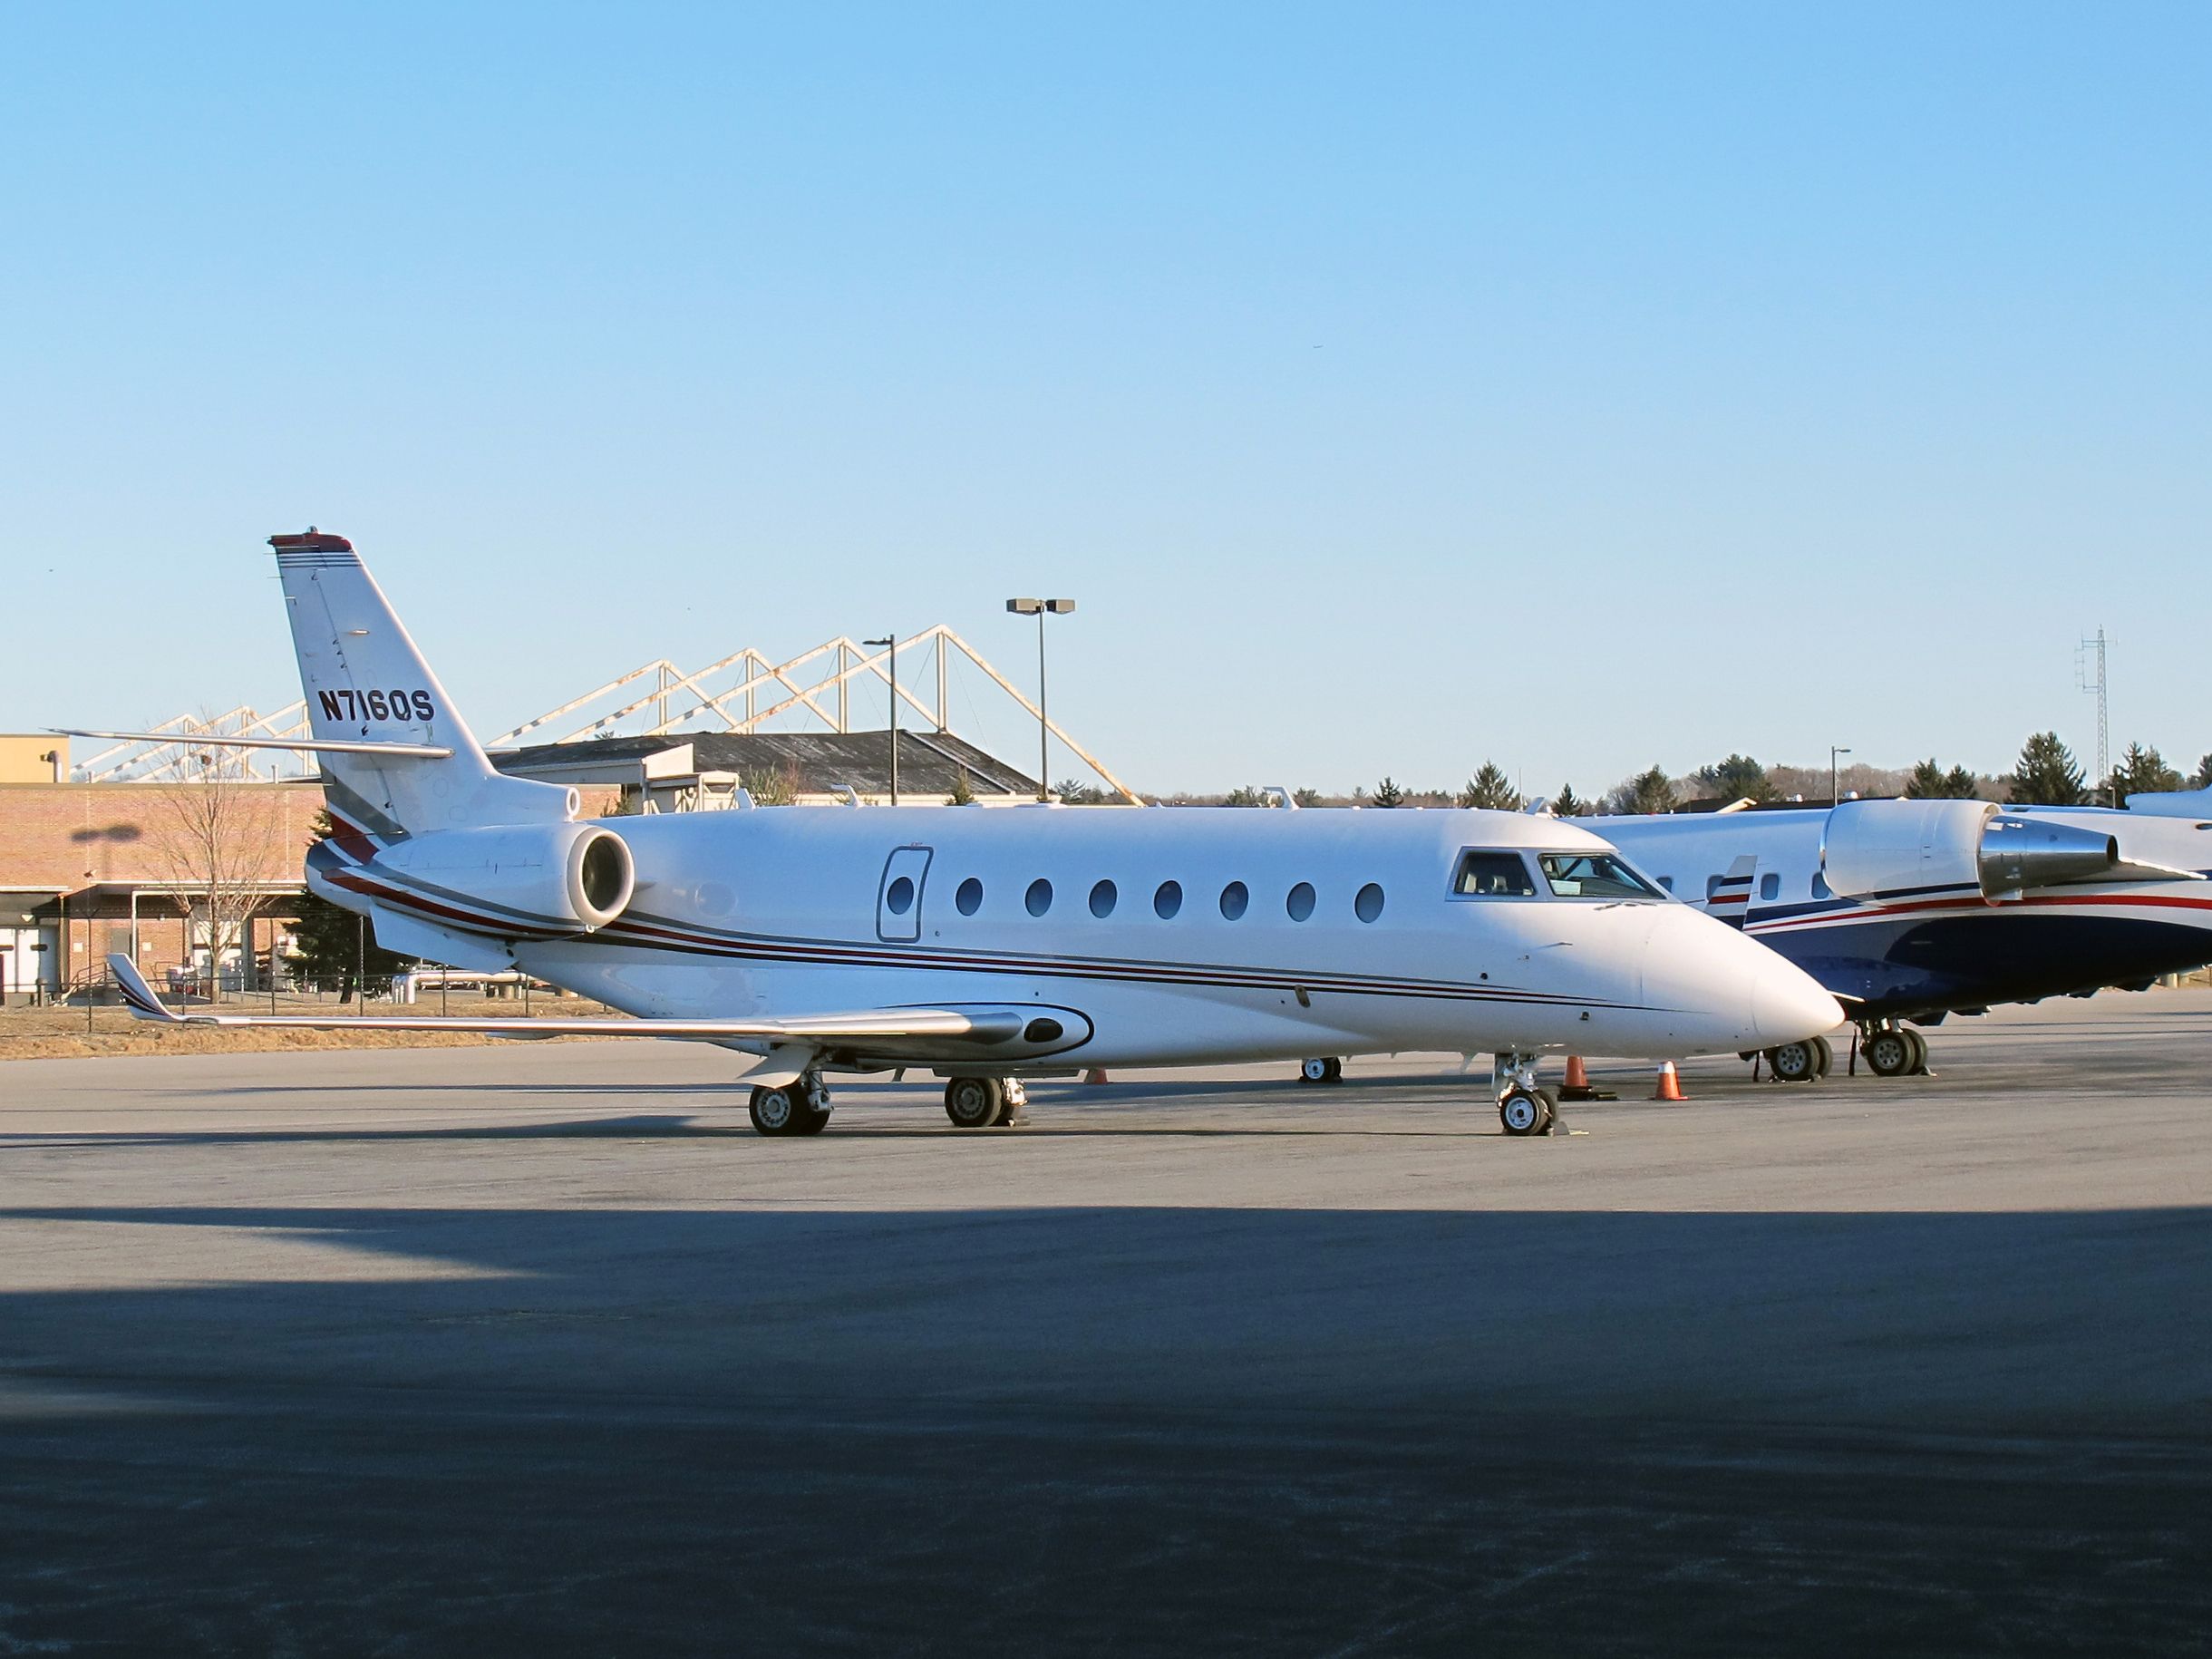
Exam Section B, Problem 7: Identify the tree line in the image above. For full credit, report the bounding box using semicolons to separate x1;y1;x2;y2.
1179;737;2212;813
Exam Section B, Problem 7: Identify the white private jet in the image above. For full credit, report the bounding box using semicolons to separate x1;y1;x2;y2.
82;530;1840;1137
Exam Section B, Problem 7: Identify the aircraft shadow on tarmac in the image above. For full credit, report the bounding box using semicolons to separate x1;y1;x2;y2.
4;1199;2209;1654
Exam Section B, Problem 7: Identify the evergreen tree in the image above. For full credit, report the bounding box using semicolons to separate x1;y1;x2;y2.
1454;762;1519;810
2194;753;2212;791
2007;732;2088;806
1605;763;1677;815
1224;785;1266;807
1291;787;1324;808
1906;759;1982;800
2106;742;2182;802
1371;776;1406;809
1694;753;1776;803
947;766;976;805
1552;782;1586;817
286;816;413;999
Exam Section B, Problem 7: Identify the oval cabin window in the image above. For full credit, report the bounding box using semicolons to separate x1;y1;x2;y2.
1025;878;1053;917
956;877;983;916
1090;879;1117;918
1153;880;1182;919
1219;880;1249;920
1285;881;1316;921
885;875;916;916
1354;882;1384;923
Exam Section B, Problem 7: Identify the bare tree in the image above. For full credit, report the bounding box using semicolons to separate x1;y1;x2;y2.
146;731;267;1001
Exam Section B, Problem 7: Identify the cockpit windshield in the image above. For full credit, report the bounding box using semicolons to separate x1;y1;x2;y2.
1537;852;1661;900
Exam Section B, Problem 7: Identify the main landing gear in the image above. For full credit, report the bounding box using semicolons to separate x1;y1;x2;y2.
750;1071;833;1136
1858;1023;1929;1078
944;1075;1030;1130
1299;1057;1344;1084
1763;1034;1834;1084
1493;1051;1559;1137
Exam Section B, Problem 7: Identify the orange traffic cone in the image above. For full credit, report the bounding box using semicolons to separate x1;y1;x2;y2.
1083;1068;1111;1085
1651;1061;1688;1101
1565;1055;1589;1090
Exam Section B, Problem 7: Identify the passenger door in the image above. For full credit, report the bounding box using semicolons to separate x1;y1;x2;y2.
875;846;934;943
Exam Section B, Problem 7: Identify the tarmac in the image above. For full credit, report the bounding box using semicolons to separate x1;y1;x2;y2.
4;991;2209;1654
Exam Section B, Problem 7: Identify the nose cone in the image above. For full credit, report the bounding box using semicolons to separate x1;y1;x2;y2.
1751;956;1846;1043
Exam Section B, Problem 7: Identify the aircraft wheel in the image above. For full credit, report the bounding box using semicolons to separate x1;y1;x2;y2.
1767;1041;1822;1083
1904;1028;1930;1075
1811;1034;1834;1078
1499;1087;1554;1136
1324;1057;1344;1082
1300;1057;1331;1083
1862;1029;1916;1077
749;1084;800;1135
944;1075;1008;1130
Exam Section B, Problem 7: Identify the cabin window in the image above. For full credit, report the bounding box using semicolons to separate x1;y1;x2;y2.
1219;880;1249;919
1154;880;1182;919
885;875;916;916
1705;875;1726;902
1450;850;1538;897
1811;871;1833;899
1090;879;1118;918
1657;876;1675;892
1025;878;1053;917
1538;854;1658;900
1759;872;1780;901
1354;882;1385;922
1286;881;1316;921
956;877;983;916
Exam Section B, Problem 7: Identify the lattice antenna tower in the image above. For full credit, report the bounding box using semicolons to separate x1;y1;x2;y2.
2075;626;2110;806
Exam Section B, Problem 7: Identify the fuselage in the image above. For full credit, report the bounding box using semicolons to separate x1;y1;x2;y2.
364;804;1844;1070
1597;804;2212;1019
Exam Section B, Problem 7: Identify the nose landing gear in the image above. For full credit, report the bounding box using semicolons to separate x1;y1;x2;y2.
1492;1052;1561;1137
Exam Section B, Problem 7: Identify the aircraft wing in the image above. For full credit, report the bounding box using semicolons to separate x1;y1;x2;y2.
107;954;1024;1082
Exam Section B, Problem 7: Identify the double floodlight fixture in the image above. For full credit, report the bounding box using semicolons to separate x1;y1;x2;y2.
1005;597;1076;616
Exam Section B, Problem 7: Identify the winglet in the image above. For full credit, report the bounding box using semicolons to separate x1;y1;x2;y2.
108;953;184;1024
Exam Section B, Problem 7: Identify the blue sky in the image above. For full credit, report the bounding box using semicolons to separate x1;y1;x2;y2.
4;4;2207;795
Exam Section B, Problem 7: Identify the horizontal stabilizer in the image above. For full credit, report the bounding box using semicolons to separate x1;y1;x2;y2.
55;728;454;759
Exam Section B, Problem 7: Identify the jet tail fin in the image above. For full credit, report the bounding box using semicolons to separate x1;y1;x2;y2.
269;531;568;841
1705;854;1757;929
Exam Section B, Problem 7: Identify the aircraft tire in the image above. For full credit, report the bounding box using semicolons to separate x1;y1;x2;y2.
1300;1057;1331;1083
1768;1041;1822;1083
944;1075;1008;1130
1862;1029;1916;1078
1499;1087;1553;1136
749;1084;800;1136
1811;1035;1834;1078
1903;1028;1930;1075
1324;1057;1344;1083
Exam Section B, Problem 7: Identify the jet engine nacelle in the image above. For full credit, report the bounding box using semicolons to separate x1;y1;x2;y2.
1820;799;2117;903
368;821;635;934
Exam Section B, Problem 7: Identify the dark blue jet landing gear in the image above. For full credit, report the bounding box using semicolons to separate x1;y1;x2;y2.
1858;1024;1928;1078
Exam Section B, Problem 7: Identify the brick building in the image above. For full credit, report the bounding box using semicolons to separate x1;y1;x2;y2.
0;779;323;998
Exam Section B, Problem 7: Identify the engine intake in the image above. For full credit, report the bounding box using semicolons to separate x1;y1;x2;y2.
367;821;635;935
1820;799;2118;904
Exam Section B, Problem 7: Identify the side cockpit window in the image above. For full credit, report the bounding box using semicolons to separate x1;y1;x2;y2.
1451;850;1540;897
1537;852;1661;900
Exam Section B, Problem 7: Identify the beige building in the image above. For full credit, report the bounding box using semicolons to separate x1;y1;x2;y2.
0;734;69;785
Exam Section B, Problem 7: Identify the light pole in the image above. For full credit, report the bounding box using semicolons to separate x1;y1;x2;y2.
1006;597;1075;801
1829;745;1851;807
863;635;899;805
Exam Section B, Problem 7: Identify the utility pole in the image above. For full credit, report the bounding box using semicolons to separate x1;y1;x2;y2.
1829;745;1851;807
2078;627;2110;806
